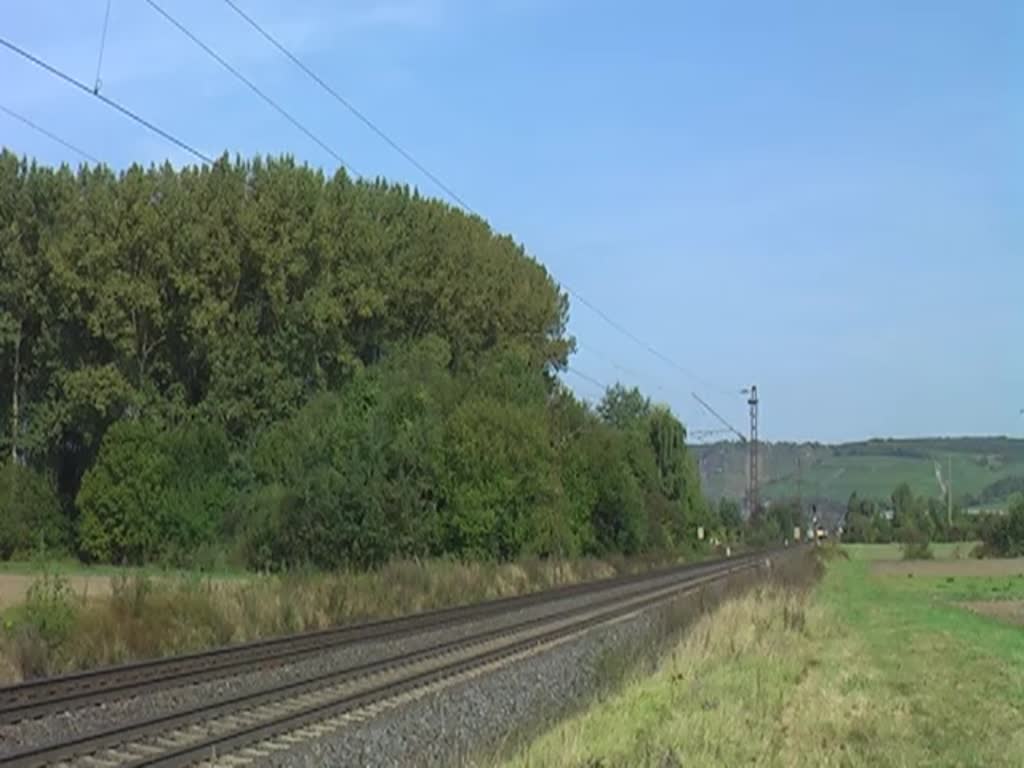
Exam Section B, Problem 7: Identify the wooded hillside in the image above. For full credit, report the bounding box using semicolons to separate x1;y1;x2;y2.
695;437;1024;510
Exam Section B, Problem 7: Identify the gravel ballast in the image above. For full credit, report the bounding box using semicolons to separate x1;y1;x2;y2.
250;604;662;768
238;564;772;767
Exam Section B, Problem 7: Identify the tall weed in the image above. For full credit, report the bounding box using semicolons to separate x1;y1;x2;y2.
0;551;714;683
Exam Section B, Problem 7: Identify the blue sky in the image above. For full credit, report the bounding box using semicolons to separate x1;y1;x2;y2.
2;0;1021;442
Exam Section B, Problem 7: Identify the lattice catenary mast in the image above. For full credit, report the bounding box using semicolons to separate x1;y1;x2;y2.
745;385;759;515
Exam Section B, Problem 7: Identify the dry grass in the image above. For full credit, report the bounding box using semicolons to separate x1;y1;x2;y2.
843;542;979;561
0;573;114;611
870;558;1024;577
0;554;679;684
958;599;1024;626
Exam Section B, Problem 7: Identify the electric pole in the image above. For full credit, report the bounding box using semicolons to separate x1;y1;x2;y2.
691;388;760;517
797;453;803;515
947;455;953;529
744;385;759;517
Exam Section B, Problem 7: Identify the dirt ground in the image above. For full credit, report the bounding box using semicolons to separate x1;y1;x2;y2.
0;573;113;611
958;600;1024;626
870;559;1024;578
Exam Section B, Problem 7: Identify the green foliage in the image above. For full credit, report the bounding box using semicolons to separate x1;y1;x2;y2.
0;463;67;558
231;339;710;569
77;420;234;565
445;396;558;558
596;384;651;430
1;151;715;569
235;341;453;570
717;498;743;538
77;421;170;564
2;152;569;495
581;426;647;554
977;495;1024;557
842;484;982;546
900;526;935;560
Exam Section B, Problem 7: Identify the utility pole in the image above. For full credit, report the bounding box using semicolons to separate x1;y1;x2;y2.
947;455;953;529
797;453;803;516
745;385;759;517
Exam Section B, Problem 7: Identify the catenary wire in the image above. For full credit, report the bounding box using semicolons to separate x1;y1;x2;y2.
3;9;735;416
220;0;466;209
0;36;214;164
93;0;114;93
0;103;101;164
216;0;732;397
143;0;358;176
566;366;608;394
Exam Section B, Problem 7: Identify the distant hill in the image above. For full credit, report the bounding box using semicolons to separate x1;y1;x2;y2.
694;436;1024;510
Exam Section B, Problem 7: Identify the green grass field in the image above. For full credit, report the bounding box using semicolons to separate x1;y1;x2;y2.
496;546;1024;767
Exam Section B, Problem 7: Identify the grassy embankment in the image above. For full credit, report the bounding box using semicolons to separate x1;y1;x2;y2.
496;544;1024;767
0;552;690;684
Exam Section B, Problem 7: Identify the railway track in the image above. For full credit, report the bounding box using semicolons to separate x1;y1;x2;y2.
0;552;765;725
0;548;788;768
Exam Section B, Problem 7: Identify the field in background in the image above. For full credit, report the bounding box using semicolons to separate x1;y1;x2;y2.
496;545;1024;767
0;560;249;613
842;541;979;561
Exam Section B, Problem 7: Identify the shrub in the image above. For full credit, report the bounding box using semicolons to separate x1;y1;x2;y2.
976;495;1024;558
0;463;68;558
77;421;169;563
900;527;934;560
77;420;236;564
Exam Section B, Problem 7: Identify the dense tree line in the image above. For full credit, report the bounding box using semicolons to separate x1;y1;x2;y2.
742;500;804;546
0;152;714;569
841;484;1024;557
841;483;990;544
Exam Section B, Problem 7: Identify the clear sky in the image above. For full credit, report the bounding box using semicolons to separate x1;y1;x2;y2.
2;0;1021;442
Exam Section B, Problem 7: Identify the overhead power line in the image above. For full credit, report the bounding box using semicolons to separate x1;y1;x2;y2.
0;103;101;164
574;341;689;408
566;366;608;394
93;0;113;93
0;36;213;164
143;0;357;175
215;1;731;397
575;341;654;390
4;6;737;413
567;288;729;396
220;0;464;209
691;392;746;443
